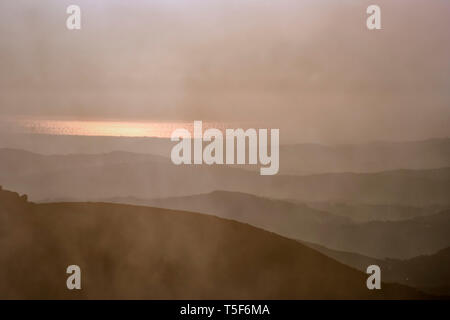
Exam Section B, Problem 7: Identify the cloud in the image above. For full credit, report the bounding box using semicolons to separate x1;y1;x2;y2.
0;0;449;142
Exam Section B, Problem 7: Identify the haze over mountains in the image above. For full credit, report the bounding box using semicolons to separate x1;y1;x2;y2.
0;139;449;298
1;134;450;175
110;191;450;260
303;242;450;297
1;146;450;205
0;187;429;299
280;138;450;175
1;0;449;301
304;202;447;223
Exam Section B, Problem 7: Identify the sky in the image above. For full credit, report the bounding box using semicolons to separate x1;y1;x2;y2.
0;0;449;143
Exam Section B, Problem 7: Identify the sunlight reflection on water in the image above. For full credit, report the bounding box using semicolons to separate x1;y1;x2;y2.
2;119;243;138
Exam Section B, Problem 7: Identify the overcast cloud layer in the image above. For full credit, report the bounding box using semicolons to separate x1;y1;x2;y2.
0;0;449;143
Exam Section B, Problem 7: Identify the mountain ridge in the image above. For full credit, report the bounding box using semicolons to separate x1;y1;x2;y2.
111;190;450;259
1;148;450;206
0;187;430;299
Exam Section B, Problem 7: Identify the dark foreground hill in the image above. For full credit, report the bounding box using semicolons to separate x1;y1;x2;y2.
0;187;427;299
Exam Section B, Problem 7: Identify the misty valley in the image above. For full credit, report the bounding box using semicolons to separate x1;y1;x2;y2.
0;0;449;305
1;137;450;299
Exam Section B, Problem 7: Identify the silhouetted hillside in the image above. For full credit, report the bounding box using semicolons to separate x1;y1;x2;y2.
0;148;167;175
0;187;428;299
2;135;450;175
1;149;450;206
303;242;450;296
303;202;448;223
120;191;450;259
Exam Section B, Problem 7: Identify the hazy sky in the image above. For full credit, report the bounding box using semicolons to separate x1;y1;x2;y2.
0;0;449;143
